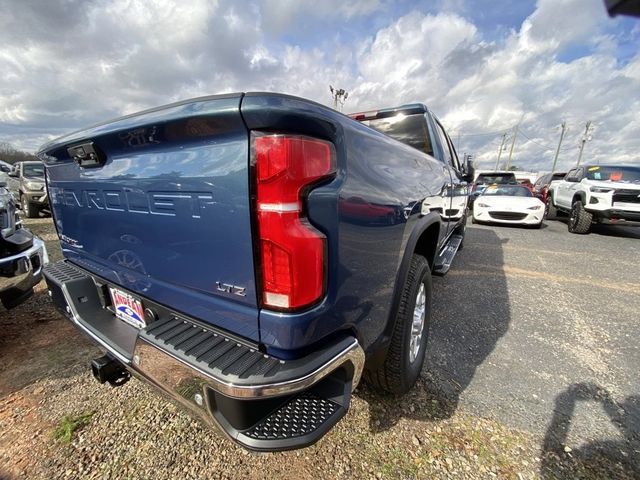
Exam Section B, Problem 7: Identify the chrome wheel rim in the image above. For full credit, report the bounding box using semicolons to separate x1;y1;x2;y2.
409;283;426;363
569;204;577;227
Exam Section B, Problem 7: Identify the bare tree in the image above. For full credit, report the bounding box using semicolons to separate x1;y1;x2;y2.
0;143;38;164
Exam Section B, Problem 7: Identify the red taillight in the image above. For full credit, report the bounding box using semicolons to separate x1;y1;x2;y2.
253;133;335;310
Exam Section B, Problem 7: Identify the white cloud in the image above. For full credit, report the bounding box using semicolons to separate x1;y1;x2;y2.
0;0;638;172
260;0;385;34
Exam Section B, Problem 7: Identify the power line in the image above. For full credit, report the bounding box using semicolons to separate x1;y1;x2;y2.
456;129;512;137
518;128;556;151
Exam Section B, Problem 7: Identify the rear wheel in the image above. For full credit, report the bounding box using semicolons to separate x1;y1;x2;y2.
365;254;431;394
568;200;592;234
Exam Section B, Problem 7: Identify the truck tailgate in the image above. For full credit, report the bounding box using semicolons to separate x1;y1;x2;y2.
39;94;260;341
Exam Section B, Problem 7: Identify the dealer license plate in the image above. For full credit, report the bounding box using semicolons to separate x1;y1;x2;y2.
109;287;146;329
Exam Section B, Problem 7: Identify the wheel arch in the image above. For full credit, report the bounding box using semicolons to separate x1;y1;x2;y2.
364;211;441;370
572;191;587;205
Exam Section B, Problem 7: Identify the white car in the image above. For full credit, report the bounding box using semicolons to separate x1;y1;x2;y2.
472;184;545;228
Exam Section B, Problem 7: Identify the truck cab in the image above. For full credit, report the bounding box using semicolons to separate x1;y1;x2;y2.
349;104;471;246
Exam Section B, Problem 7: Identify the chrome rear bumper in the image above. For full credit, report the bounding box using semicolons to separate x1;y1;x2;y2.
43;260;364;451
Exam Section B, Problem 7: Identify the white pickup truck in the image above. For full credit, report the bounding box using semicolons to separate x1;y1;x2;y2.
548;164;640;234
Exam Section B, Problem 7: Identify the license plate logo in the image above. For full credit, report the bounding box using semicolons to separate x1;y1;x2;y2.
109;288;146;329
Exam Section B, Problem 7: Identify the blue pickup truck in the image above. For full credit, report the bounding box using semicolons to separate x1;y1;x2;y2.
39;93;471;451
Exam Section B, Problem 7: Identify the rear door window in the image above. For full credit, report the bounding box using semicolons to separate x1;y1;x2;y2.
362;113;434;156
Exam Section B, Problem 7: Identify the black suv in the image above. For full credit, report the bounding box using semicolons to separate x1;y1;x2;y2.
0;180;48;308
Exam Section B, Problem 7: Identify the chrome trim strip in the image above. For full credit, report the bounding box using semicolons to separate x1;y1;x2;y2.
54;271;364;399
132;335;364;399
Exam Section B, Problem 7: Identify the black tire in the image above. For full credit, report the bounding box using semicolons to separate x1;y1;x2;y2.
365;254;432;394
568;200;592;234
471;215;477;224
21;194;38;218
545;196;557;220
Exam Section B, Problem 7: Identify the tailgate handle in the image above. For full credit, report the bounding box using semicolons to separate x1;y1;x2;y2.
67;142;105;168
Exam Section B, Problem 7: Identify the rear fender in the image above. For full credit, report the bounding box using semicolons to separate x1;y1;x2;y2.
364;211;441;370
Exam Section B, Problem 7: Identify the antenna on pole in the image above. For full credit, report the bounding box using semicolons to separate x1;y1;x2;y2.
329;85;349;112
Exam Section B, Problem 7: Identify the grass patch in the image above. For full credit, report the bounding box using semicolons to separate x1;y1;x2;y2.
51;411;94;443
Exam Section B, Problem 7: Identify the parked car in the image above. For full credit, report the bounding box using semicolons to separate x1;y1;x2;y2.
469;171;518;207
533;171;567;205
472;184;545;228
0;180;49;309
547;164;640;234
518;178;535;194
7;161;49;218
39;93;472;452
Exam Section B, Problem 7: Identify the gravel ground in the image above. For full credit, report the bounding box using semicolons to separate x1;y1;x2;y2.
0;216;638;479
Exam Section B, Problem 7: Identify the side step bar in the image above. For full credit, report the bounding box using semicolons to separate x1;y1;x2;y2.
433;234;463;276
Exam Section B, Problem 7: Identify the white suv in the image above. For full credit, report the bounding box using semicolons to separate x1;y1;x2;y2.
548;165;640;234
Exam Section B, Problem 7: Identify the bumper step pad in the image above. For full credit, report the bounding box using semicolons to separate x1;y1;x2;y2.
244;393;340;441
144;317;284;380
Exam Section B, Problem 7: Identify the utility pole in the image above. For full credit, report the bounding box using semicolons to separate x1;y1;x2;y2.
551;121;567;173
505;124;519;170
329;85;349;112
495;132;508;170
576;120;593;166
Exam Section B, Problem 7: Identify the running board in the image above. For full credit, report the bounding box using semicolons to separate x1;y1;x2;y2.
433;234;463;276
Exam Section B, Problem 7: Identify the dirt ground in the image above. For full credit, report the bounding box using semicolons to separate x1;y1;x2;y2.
0;217;637;479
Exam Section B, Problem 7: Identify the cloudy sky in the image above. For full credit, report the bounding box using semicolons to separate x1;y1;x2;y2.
0;0;638;171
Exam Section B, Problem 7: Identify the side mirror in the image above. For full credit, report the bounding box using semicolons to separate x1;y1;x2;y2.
7;171;18;178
